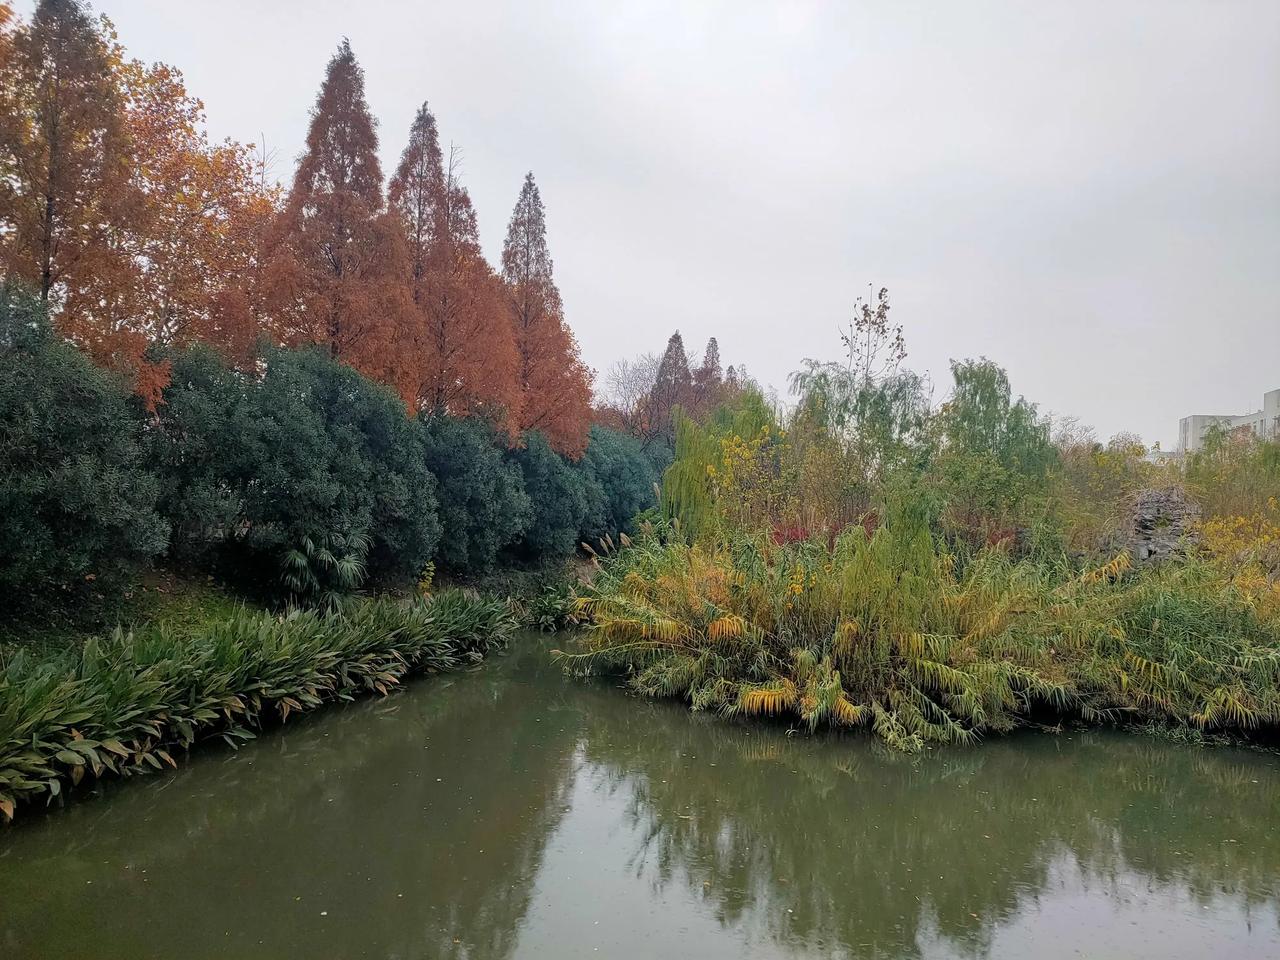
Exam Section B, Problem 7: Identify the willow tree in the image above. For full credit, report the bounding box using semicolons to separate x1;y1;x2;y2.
931;358;1057;547
785;288;932;529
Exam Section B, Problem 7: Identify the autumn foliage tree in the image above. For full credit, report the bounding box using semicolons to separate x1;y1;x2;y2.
649;331;692;429
598;331;732;454
0;1;276;403
263;40;412;396
690;336;723;416
0;2;18;214
502;172;592;456
0;0;144;379
0;0;131;304
389;103;518;426
2;4;606;455
121;61;276;363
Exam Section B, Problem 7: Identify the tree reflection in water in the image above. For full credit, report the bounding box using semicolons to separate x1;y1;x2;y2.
575;688;1280;958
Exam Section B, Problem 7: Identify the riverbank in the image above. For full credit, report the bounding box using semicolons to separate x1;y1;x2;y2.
0;588;515;821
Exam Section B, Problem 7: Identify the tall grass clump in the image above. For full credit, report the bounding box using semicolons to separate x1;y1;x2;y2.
0;589;514;820
1049;556;1280;731
566;509;1070;751
566;515;1280;750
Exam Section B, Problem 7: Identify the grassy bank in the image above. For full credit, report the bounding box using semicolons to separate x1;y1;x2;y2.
435;557;590;633
0;571;249;655
0;589;514;821
563;515;1280;751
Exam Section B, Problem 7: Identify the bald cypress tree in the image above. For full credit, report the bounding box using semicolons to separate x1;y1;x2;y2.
265;40;412;395
390;104;519;426
648;331;692;445
691;336;723;416
502;172;591;457
388;102;443;299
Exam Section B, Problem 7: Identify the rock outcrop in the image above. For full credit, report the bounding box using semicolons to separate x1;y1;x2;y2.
1125;485;1200;563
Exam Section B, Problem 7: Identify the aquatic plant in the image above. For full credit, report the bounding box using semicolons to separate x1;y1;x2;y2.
0;589;514;820
563;512;1280;750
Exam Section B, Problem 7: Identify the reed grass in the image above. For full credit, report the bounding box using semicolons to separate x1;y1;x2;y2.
563;514;1280;751
0;589;514;820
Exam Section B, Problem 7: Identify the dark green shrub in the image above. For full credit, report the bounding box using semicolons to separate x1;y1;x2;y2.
578;425;659;543
149;345;254;562
0;288;168;612
508;431;591;559
152;346;440;599
420;415;532;572
242;347;441;591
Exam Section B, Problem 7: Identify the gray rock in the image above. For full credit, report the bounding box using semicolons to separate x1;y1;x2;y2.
1125;485;1201;564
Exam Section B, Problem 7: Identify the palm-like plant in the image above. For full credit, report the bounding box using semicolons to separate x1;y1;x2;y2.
281;532;372;608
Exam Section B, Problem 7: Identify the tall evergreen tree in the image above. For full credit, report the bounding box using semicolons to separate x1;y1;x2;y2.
502;172;591;457
264;40;412;396
648;330;692;441
389;104;518;426
691;336;723;416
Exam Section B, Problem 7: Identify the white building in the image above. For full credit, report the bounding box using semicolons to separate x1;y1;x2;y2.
1178;388;1280;454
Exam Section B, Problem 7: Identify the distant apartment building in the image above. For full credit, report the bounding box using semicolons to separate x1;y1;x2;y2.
1178;388;1280;454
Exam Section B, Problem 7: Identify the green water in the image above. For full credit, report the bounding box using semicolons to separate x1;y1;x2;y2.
2;633;1279;959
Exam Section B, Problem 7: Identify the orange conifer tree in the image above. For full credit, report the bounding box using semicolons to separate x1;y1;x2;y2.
389;103;519;427
121;61;276;363
263;40;412;395
502;172;591;456
0;0;147;386
0;2;276;402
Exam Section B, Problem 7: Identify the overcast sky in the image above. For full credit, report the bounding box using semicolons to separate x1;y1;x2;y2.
23;0;1280;447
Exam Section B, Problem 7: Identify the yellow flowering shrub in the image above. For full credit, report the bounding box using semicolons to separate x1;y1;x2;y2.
1199;499;1280;571
1197;498;1280;621
709;425;793;533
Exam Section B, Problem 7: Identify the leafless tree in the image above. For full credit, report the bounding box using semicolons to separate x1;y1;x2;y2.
598;352;661;441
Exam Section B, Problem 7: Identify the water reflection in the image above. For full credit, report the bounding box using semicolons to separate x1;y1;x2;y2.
576;693;1280;958
1;634;1278;959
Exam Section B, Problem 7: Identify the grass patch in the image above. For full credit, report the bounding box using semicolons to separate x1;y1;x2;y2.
0;570;249;656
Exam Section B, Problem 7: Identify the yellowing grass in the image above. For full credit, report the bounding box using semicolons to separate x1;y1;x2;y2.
562;516;1280;751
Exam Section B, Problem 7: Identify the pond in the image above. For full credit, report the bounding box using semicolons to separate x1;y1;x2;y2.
2;632;1279;959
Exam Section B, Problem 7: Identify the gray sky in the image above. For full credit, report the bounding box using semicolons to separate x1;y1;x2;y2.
24;0;1280;447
